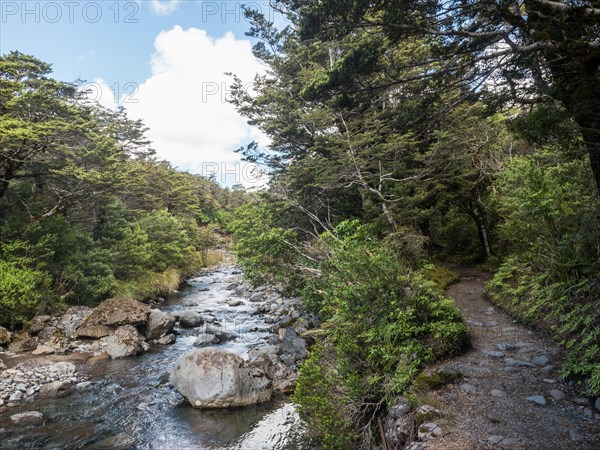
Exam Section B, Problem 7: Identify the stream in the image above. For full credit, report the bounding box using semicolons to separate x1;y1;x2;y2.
0;265;319;449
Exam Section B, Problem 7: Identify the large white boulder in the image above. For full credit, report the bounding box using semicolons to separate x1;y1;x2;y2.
105;325;142;359
170;348;272;408
145;309;175;340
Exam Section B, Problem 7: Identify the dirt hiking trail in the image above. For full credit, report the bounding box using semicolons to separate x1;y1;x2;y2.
422;266;600;450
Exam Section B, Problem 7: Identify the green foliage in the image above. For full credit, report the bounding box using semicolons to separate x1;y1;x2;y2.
0;244;53;327
293;221;469;447
230;201;302;288
488;151;600;395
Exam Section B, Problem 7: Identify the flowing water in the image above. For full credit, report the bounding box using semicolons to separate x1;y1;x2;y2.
0;265;319;449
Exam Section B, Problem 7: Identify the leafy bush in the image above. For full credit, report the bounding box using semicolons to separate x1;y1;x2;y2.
293;220;469;448
488;151;600;395
0;258;52;327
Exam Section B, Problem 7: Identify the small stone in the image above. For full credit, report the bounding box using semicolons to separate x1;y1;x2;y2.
461;383;477;394
488;435;505;444
467;320;483;327
485;350;505;359
227;300;244;307
9;391;22;402
532;355;550;366
527;395;547;405
76;381;93;389
484;307;494;315
543;379;556;384
595;397;600;412
569;428;585;442
249;293;264;302
417;422;443;441
574;397;590;406
156;334;176;345
540;365;555;373
549;389;565;401
9;411;44;425
491;389;506;397
415;405;441;423
486;320;497;326
32;345;55;355
389;396;411;418
583;408;593;419
496;343;515;351
505;358;535;368
500;437;520;446
406;444;423;450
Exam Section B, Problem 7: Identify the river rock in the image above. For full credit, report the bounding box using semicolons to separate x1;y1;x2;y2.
194;333;219;346
527;395;547;405
228;300;244;307
145;309;175;340
24;315;52;335
49;361;76;376
249;292;263;302
8;332;37;353
9;411;44;425
279;327;307;361
105;325;142;359
170;348;272;408
156;334;176;345
58;306;93;338
38;380;73;398
205;324;237;342
76;298;150;338
32;345;55;355
0;326;11;346
178;311;204;328
37;326;66;349
418;422;443;441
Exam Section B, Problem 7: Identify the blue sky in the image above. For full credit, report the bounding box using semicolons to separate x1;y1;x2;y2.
0;1;280;186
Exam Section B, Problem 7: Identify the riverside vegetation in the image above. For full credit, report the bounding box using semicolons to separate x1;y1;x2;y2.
2;0;600;447
227;1;600;448
0;52;247;328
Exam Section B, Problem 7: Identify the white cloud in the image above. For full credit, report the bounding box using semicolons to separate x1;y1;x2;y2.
148;0;181;16
81;78;119;110
125;26;268;185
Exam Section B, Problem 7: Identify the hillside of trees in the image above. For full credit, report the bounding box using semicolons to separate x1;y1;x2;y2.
0;52;247;327
228;2;600;447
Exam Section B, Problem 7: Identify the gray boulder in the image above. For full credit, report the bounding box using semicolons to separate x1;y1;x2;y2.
0;326;11;345
178;311;204;328
8;332;37;353
170;348;272;408
24;315;52;335
105;325;143;359
38;380;73;398
76;298;150;338
145;309;175;340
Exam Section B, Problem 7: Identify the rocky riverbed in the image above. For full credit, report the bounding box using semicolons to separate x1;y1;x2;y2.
0;265;318;449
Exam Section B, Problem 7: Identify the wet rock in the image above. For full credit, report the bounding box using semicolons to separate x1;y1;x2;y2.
10;411;44;425
105;325;142;359
549;389;565;401
249;292;263;302
0;326;11;346
8;332;37;353
248;345;281;360
76;298;150;338
145;309;175;340
24;315;52;335
225;282;239;290
178;311;204;328
527;395;547;405
194;333;219;346
205;325;237;342
38;380;73;398
9;390;23;402
76;381;93;389
156;334;176;346
32;345;55;355
170;348;272;408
